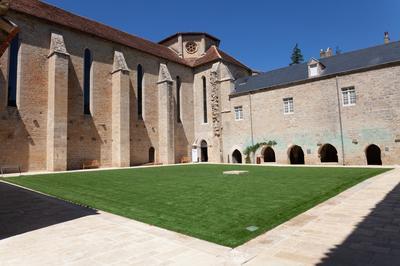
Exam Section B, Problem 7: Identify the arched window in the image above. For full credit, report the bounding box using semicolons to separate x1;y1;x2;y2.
8;34;19;107
176;76;181;123
202;76;207;123
137;64;143;120
83;48;92;115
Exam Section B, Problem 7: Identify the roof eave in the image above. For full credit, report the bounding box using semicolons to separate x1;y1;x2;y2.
231;60;400;98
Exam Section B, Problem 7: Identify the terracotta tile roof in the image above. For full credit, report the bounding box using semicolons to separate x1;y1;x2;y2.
9;0;251;71
10;0;187;65
188;46;251;71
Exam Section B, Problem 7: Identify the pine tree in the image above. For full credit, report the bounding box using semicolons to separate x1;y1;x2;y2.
290;43;304;65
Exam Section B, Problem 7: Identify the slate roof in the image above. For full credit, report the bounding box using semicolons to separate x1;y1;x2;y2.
234;41;400;95
10;0;250;70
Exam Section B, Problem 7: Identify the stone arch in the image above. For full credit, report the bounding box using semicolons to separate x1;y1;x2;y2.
365;144;382;165
232;149;242;164
319;144;338;163
288;145;305;165
200;140;208;162
148;147;155;163
262;146;276;163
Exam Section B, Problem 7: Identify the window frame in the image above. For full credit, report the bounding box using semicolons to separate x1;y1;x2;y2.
283;97;294;114
309;64;319;77
341;86;356;106
234;106;244;121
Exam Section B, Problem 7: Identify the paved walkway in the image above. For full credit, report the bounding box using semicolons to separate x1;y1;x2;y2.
0;167;399;265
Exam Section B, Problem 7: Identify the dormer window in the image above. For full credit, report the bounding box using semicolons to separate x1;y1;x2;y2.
309;63;318;77
308;58;325;78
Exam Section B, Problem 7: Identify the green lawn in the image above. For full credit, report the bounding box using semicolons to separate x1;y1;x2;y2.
4;164;389;247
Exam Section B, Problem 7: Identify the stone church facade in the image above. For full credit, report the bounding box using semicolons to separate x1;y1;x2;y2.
0;0;399;172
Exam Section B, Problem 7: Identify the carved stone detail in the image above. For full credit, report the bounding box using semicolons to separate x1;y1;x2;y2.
210;63;221;137
48;33;69;57
157;63;173;83
112;51;129;73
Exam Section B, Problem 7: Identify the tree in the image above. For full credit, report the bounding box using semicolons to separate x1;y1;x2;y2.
290;43;304;65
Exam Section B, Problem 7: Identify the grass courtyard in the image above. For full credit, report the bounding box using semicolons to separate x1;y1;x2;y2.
4;164;389;247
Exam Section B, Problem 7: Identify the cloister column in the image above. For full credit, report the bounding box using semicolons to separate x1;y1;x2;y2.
157;63;175;164
47;33;69;171
111;51;130;167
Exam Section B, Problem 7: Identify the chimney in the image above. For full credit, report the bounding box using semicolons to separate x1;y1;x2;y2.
320;47;333;58
384;32;390;44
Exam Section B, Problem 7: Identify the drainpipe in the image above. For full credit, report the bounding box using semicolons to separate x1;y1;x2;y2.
249;93;255;162
335;76;345;165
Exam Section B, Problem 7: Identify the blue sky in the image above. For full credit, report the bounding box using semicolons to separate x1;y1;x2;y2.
44;0;399;71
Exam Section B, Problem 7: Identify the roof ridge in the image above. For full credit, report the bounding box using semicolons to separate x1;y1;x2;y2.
213;45;222;59
11;0;187;66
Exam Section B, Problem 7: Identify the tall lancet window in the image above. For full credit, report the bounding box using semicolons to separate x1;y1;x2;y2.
176;76;182;123
83;48;92;115
8;34;19;107
202;76;207;123
137;64;143;120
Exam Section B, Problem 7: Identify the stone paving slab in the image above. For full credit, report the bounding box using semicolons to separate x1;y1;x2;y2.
241;168;400;266
1;167;399;265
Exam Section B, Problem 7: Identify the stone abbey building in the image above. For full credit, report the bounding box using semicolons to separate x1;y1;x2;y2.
0;0;399;172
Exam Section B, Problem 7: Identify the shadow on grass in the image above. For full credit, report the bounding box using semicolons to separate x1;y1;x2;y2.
318;183;400;266
0;182;97;240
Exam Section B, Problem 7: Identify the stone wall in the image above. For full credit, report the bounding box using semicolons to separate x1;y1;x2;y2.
224;65;400;165
0;11;195;171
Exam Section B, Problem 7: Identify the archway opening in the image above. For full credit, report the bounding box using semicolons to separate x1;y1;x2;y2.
320;144;338;163
200;140;208;162
289;145;305;165
149;147;155;163
263;147;276;162
232;150;242;164
366;144;382;165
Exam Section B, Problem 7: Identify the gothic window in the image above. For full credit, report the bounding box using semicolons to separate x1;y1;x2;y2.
137;64;143;120
185;41;198;54
202;76;207;123
83;48;92;115
176;76;182;123
8;34;19;107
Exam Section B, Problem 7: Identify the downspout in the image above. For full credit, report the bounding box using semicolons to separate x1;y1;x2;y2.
335;76;345;165
249;93;255;162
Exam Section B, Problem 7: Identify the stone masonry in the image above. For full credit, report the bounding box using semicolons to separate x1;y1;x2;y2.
0;0;399;172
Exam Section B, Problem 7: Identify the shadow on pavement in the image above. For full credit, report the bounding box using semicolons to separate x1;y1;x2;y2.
0;182;97;240
318;183;400;266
